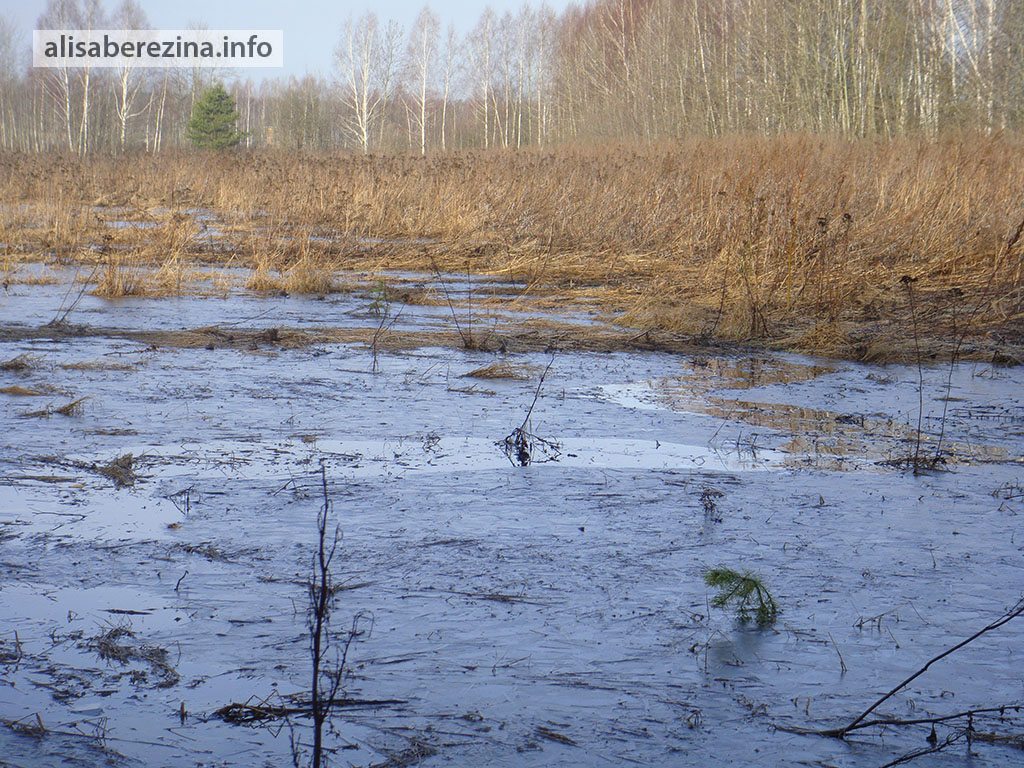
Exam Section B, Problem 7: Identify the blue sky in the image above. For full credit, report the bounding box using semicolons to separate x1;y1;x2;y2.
4;0;575;81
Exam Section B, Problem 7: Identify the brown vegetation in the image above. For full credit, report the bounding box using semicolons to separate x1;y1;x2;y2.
463;363;540;380
1;135;1022;360
0;385;44;396
19;397;87;419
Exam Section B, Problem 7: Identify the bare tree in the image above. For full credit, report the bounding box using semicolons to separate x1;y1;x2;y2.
467;8;495;148
336;13;402;153
74;0;105;153
6;0;1024;152
530;4;557;147
377;20;403;149
406;7;439;155
439;22;459;151
0;13;23;150
110;0;149;151
37;0;81;152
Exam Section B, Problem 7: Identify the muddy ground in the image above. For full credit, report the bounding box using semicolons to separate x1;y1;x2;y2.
1;267;1022;767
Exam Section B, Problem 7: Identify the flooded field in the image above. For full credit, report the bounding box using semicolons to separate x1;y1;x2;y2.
1;268;1022;767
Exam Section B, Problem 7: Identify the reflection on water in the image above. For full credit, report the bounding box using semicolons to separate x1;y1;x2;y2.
683;356;835;391
602;355;1016;469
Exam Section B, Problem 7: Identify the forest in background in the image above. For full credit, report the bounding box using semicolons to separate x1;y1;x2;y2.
1;0;1023;154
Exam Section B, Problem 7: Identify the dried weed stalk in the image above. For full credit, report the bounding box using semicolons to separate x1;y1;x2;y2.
306;463;371;768
500;355;560;466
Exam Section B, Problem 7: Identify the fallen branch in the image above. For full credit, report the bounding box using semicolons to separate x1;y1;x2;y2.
778;704;1023;736
878;729;965;768
829;598;1024;737
783;598;1024;739
214;697;406;725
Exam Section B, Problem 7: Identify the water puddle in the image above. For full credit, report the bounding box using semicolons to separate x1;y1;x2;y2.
601;354;1021;469
678;355;837;391
1;276;1023;768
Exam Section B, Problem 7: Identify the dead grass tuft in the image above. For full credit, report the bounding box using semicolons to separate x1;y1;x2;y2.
19;396;87;418
151;254;193;295
89;625;135;664
1;262;60;286
0;354;39;372
0;385;44;396
60;360;138;371
92;252;148;298
787;322;856;357
245;254;285;292
283;256;338;295
54;397;87;416
84;622;179;687
463;362;539;380
96;453;135;488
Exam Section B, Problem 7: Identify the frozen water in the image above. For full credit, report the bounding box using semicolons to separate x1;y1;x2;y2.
0;273;1022;767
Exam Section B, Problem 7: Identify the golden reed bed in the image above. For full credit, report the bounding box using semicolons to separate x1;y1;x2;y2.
1;134;1022;362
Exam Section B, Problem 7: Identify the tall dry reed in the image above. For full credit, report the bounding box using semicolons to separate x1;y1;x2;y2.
1;135;1021;357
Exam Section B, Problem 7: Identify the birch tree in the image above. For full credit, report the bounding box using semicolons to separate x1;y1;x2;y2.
37;0;81;152
467;9;495;148
110;0;148;151
407;7;438;155
336;13;402;153
0;13;21;150
439;22;459;151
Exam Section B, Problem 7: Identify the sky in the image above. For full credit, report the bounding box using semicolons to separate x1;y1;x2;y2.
3;0;575;82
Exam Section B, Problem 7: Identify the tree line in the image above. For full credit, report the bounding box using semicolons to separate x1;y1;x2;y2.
1;0;1022;154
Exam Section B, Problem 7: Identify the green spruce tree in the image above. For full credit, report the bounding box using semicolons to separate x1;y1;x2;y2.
186;83;245;149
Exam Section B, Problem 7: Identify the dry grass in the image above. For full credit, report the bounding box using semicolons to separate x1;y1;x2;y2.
151;254;192;295
463;362;539;380
245;254;285;292
0;385;44;395
1;259;60;286
96;453;135;487
283;255;338;295
85;622;179;687
19;396;87;418
60;360;138;371
1;135;1023;358
90;249;195;298
92;251;148;297
0;353;39;372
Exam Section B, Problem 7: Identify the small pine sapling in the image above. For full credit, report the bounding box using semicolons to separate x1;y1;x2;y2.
704;567;779;626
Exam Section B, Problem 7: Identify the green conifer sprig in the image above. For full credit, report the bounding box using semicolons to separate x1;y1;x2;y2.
704;567;779;626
